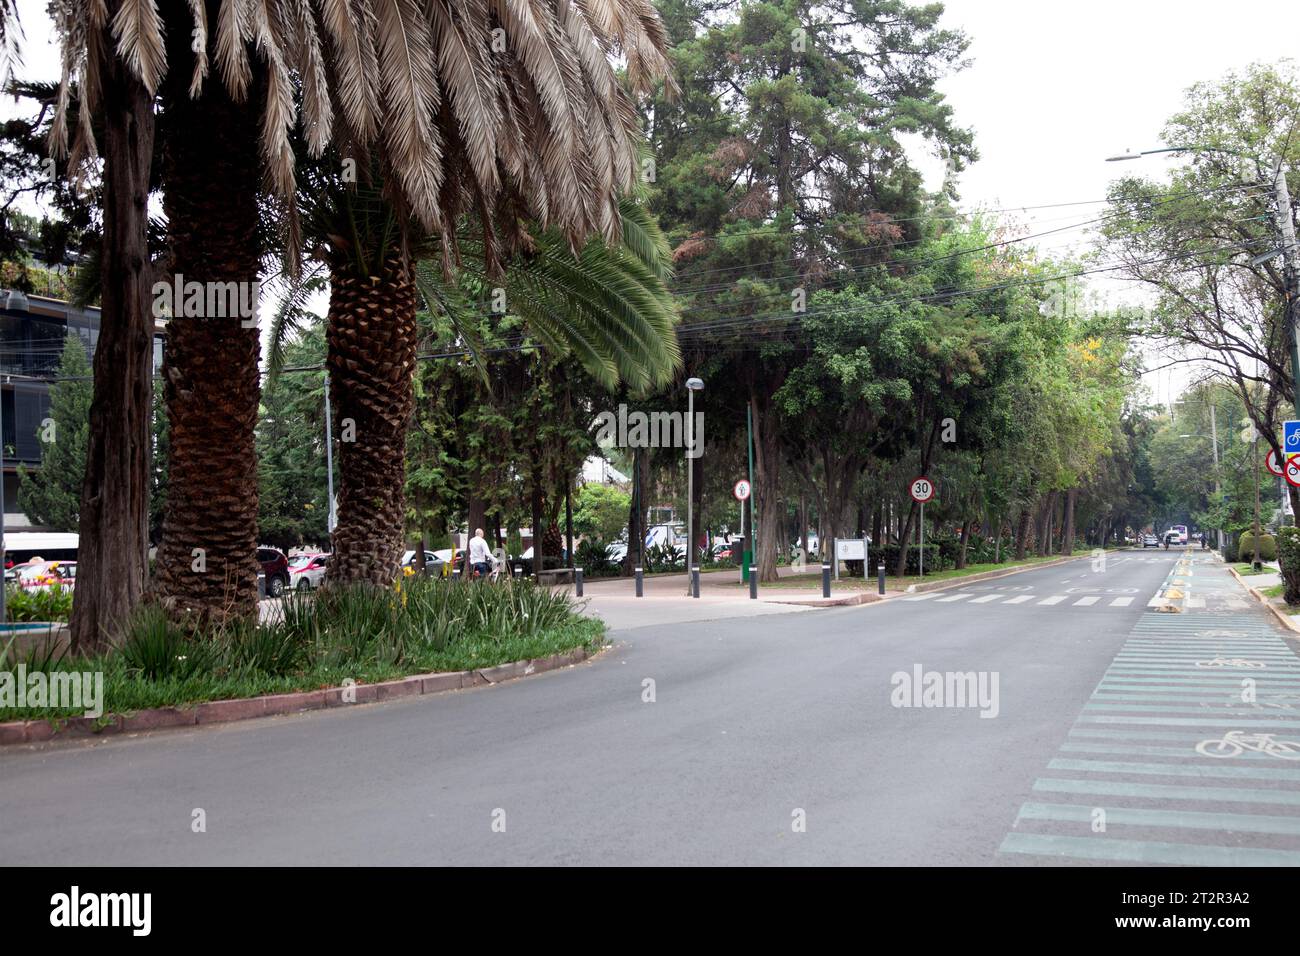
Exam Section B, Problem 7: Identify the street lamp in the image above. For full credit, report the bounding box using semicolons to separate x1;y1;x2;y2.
685;377;704;598
1107;144;1300;419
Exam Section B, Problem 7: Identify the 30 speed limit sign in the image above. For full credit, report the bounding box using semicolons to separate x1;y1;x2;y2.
909;477;935;503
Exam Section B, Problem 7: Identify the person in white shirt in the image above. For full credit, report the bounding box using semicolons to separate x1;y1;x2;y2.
468;529;494;579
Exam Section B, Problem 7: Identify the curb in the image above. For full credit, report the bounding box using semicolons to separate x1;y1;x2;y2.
1226;565;1300;636
0;644;601;748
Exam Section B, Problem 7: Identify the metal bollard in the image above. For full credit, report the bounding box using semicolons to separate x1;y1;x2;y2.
635;566;644;597
877;563;886;595
822;563;831;598
452;567;461;580
575;567;584;597
691;567;700;598
514;564;522;579
749;566;758;599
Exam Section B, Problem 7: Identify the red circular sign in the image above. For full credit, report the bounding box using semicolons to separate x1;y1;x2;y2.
1286;455;1300;489
910;477;935;503
1267;448;1285;477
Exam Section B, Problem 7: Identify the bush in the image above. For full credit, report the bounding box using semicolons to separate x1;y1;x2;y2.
875;543;944;576
4;583;74;622
575;538;620;578
1238;531;1277;563
1277;528;1300;605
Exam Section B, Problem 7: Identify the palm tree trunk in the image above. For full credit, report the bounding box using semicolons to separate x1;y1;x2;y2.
70;35;155;652
324;251;417;586
151;21;262;624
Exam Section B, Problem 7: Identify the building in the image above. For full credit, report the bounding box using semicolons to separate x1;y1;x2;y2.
0;288;164;529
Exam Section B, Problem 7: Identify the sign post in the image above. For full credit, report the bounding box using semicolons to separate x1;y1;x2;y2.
734;479;751;584
910;477;935;578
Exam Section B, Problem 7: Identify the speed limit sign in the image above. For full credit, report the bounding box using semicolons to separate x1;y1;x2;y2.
909;477;935;503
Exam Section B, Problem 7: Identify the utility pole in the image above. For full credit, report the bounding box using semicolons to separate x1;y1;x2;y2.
1253;427;1263;570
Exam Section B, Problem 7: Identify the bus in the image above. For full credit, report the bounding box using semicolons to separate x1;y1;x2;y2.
3;532;79;566
1170;525;1188;545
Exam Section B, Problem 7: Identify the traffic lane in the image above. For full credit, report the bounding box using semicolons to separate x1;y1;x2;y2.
0;556;1171;865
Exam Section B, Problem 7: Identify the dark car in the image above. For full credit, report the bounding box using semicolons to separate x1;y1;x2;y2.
258;547;291;597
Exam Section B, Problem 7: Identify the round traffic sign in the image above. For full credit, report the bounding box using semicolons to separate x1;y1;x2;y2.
1286;455;1300;489
733;479;752;501
1267;448;1284;477
909;477;935;503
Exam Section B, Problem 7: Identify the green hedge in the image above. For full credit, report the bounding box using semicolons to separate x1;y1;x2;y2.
1277;527;1300;605
1238;531;1277;563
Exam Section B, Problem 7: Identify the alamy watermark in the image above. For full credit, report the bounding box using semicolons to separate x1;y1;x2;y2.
0;665;104;718
594;404;705;458
890;664;1000;718
152;273;260;327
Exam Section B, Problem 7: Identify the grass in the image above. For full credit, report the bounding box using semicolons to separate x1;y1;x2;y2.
1260;584;1286;599
0;576;603;722
1235;563;1276;576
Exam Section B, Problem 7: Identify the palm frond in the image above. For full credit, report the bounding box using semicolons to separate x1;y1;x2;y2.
109;0;166;93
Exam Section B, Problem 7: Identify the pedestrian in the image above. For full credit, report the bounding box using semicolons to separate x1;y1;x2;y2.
468;527;493;580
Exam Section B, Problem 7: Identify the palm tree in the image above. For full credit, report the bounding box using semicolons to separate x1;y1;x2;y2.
268;151;678;587
52;0;674;624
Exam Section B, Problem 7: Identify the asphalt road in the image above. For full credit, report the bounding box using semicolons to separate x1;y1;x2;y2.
2;549;1298;866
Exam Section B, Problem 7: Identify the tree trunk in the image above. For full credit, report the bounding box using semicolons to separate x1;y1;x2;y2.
1015;509;1031;561
151;26;262;623
324;251;417;587
530;461;544;574
895;500;918;577
957;519;971;569
69;37;156;652
1062;488;1078;555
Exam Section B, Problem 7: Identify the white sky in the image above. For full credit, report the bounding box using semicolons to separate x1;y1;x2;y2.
6;0;1300;403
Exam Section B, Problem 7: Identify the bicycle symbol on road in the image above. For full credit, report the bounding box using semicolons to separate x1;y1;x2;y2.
1196;731;1300;760
1194;657;1267;668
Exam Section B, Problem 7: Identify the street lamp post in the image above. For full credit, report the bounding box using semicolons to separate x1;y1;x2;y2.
685;377;703;598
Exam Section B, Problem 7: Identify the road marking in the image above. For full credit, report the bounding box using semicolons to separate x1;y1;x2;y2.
900;593;937;601
969;594;1001;603
1032;777;1300;806
1047;757;1300;781
1072;596;1099;606
1003;595;1034;605
935;593;972;602
1109;597;1134;607
1016;801;1300;836
999;832;1300;866
1038;595;1068;605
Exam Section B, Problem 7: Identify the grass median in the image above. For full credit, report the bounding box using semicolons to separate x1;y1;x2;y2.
1;576;603;723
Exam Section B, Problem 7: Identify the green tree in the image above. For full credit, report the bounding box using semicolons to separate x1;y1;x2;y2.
17;336;91;531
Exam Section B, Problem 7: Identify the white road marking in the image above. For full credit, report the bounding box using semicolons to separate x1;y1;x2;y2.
1073;596;1100;606
936;593;972;602
1109;597;1134;607
1004;595;1034;605
901;593;937;601
1038;595;1068;605
970;594;1001;603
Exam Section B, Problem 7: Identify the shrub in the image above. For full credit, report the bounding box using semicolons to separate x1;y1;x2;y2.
1277;527;1300;605
575;538;620;578
4;583;74;622
1238;531;1276;563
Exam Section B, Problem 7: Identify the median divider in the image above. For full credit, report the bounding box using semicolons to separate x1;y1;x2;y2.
0;644;603;748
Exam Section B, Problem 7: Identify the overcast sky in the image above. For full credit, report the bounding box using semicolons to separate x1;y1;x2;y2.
6;0;1299;402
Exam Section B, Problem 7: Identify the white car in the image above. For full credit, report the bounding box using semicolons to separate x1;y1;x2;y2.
288;553;330;589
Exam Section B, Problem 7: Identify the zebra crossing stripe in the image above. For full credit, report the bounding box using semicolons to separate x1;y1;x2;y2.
999;832;1300;866
1109;597;1134;607
1003;595;1034;604
1073;596;1100;606
1032;777;1300;806
1016;801;1300;836
970;594;1001;603
935;593;972;602
1037;595;1068;605
1047;757;1300;782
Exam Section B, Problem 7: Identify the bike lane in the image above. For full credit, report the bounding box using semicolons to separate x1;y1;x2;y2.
998;551;1300;865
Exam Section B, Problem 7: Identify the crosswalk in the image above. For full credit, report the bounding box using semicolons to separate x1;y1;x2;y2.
901;589;1137;609
998;556;1300;866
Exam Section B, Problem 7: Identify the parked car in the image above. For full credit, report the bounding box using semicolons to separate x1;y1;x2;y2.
14;560;75;591
401;549;445;575
288;553;330;590
1142;534;1159;548
258;547;291;597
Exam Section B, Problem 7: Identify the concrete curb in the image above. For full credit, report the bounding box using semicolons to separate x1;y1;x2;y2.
1226;565;1300;635
0;644;600;748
